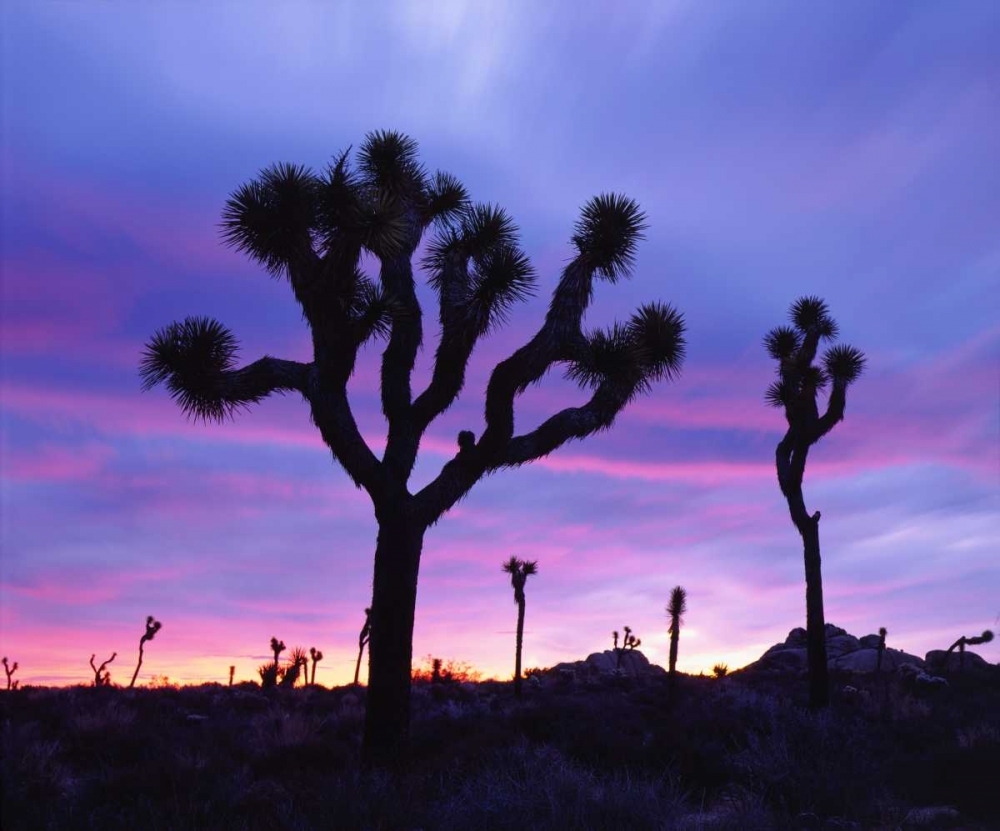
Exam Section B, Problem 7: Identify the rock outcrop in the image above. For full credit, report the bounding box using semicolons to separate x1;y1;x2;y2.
924;649;990;673
745;624;924;676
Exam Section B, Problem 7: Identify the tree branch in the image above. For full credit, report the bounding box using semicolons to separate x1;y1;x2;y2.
810;380;847;443
308;381;386;499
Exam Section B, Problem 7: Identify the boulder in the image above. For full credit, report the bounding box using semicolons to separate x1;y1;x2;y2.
830;647;923;673
858;634;882;649
584;649;665;676
925;650;990;672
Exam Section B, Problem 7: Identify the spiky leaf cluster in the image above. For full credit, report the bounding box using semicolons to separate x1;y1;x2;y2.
572;193;647;282
667;585;687;633
823;344;866;384
139;317;245;422
790;296;839;339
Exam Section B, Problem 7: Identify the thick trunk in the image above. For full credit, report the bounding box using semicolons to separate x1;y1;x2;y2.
668;629;679;677
800;518;829;708
354;644;364;685
129;641;144;689
514;599;525;698
362;513;424;764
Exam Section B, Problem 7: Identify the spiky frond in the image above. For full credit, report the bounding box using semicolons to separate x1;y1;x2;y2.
221;162;318;276
565;324;636;391
764;326;802;361
467;244;536;333
801;365;828;391
571;193;647;282
423;170;469;225
358;130;426;200
968;630;995;646
627;302;686;384
521;560;538;576
823;344;866;385
139;317;243;422
351;277;395;342
790;296;838;339
501;556;520;574
765;379;793;409
667;585;687;631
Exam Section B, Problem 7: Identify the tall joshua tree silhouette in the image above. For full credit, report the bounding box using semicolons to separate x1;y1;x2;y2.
140;131;686;761
129;615;162;689
354;607;371;686
502;556;538;698
666;585;687;688
764;297;865;708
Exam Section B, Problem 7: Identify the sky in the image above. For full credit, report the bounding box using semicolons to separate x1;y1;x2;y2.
1;1;998;687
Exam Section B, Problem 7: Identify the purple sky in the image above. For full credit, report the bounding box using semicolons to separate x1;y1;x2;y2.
2;2;998;686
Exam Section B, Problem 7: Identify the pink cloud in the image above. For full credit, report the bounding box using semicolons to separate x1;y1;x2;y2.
2;442;114;482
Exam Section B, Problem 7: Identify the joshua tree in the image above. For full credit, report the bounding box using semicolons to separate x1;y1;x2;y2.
712;663;728;679
764;297;865;708
283;646;309;687
129;615;163;689
258;662;279;689
354;608;371;686
229;665;235;687
140;131;687;761
90;652;116;687
613;626;641;669
666;585;687;686
946;630;994;670
876;627;887;675
502;556;538;698
309;647;323;685
270;637;286;668
2;657;18;690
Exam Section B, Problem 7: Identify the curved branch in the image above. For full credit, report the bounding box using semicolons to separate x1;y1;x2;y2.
308;381;386;498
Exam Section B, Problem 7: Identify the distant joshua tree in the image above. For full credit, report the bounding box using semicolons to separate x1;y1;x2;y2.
90;652;116;687
229;665;235;687
876;627;887;675
666;586;687;686
947;630;994;670
271;637;286;667
502;556;538;698
309;648;323;685
129;615;163;689
260;637;287;689
354;608;371;686
613;627;641;669
2;657;18;690
712;663;728;679
764;297;865;708
140;131;687;761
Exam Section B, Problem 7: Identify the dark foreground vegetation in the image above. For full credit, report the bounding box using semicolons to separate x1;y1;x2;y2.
3;666;999;831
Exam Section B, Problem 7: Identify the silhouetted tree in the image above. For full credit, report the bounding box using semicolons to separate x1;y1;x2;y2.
2;657;18;690
502;556;538;698
258;663;279;689
309;647;323;685
354;608;371;686
129;615;163;689
229;665;235;687
270;637;286;667
876;627;887;675
283;646;308;687
140;132;687;761
947;630;994;670
90;652;116;687
712;663;728;679
764;297;865;708
613;626;641;669
666;585;687;689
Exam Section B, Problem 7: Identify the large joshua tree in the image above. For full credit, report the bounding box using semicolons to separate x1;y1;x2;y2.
502;556;538;698
140;131;686;761
666;585;686;686
129;615;162;689
764;297;865;708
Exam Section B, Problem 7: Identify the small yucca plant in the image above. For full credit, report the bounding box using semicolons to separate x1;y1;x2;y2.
712;663;728;679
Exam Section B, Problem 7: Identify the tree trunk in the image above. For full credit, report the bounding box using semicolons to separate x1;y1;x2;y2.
129;640;144;689
362;513;424;764
669;628;679;677
800;517;829;708
514;598;525;698
354;644;364;686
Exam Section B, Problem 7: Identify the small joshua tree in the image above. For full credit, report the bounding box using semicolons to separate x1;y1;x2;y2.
129;615;163;689
354;608;371;686
666;586;687;683
947;630;994;671
90;652;116;687
140;132;687;761
764;297;865;708
258;662;279;689
283;646;308;687
502;556;538;699
2;657;18;690
712;663;728;679
270;637;286;668
229;665;235;687
613;626;641;669
875;627;887;675
309;647;323;685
